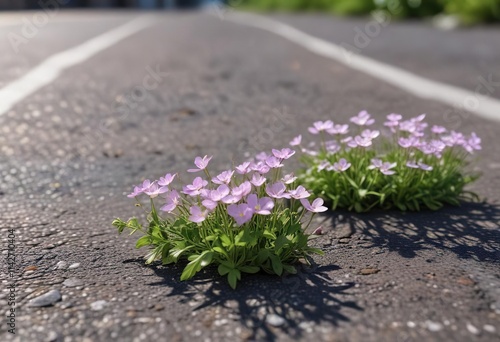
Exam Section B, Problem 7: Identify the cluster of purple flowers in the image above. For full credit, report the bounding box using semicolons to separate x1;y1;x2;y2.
291;111;481;175
127;149;327;227
388;114;481;156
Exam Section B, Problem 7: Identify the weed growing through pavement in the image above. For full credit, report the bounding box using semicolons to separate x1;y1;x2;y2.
292;111;481;212
113;150;324;289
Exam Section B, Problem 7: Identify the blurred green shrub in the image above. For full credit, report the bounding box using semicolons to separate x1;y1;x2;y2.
442;0;500;24
330;0;376;15
375;0;443;18
238;0;327;11
238;0;500;24
239;0;374;14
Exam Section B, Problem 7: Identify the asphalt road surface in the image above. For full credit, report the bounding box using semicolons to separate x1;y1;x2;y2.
1;10;499;342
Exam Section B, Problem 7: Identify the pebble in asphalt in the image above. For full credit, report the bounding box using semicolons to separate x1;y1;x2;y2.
27;290;62;308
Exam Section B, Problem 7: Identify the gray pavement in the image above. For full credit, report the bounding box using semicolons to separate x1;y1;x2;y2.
0;11;139;87
0;11;499;342
273;13;500;99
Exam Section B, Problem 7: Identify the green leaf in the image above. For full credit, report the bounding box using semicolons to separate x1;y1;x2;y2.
204;235;217;242
422;198;441;210
274;235;289;252
187;254;199;261
145;252;157;265
151;226;167;242
263;230;276;240
127;217;142;235
213;246;229;258
413;199;421;211
358;189;368;198
331;195;340;209
354;202;364;212
150;199;160;224
235;229;256;247
296;234;309;249
346;177;359;189
162;253;175;265
170;245;192;261
180;261;198;281
218;264;231;276
395;202;407;211
283;264;297;274
406;201;415;211
128;217;140;228
286;223;301;236
235;230;247;247
145;246;162;264
256;249;270;264
269;254;283;276
238;265;260;274
135;235;151;249
112;218;127;233
307;247;324;255
180;251;213;281
220;234;232;247
160;243;172;264
227;269;241;289
171;217;188;230
280;209;291;225
200;251;214;267
227;271;237;289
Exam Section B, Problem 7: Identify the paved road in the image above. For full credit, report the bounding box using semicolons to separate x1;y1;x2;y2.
273;13;500;98
1;10;499;342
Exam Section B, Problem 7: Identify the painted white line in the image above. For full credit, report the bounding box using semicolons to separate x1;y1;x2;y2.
0;16;155;116
0;12;139;28
224;12;500;122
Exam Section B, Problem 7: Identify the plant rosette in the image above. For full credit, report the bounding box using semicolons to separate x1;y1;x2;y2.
291;111;481;212
113;150;325;289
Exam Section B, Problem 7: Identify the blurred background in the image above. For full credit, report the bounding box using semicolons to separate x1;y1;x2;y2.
236;0;500;25
0;1;499;24
0;0;222;10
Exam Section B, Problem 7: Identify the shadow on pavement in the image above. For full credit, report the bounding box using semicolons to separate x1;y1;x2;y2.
329;201;500;262
145;261;361;340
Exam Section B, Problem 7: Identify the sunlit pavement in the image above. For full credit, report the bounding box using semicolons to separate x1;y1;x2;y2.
1;10;499;341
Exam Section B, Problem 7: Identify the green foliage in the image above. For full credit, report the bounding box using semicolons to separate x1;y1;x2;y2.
330;0;376;15
294;113;481;213
114;151;324;290
375;0;443;18
300;147;479;212
239;0;500;23
442;0;500;24
239;0;330;12
113;201;321;289
240;0;374;13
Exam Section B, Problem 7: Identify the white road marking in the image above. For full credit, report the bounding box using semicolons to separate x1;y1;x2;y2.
0;12;139;28
0;16;155;116
224;12;500;122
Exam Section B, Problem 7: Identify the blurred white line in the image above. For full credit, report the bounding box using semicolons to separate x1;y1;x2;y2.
225;12;500;122
0;11;139;28
0;16;155;116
